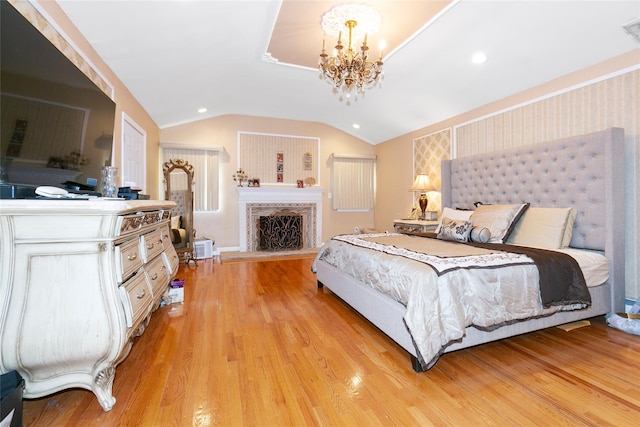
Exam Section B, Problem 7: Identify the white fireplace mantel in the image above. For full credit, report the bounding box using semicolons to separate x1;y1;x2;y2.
236;187;324;252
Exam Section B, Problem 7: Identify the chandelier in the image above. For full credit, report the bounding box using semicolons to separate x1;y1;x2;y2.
318;3;384;100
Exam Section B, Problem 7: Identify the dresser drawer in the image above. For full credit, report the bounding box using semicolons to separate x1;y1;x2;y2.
116;213;145;237
115;238;143;283
119;272;152;328
140;229;164;263
163;243;180;276
145;255;171;299
159;224;173;249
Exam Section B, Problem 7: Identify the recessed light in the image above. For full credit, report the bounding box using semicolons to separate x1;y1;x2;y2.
623;17;640;43
197;108;207;113
352;124;360;129
471;52;487;64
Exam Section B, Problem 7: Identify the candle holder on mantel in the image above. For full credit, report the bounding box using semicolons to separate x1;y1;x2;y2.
233;168;248;187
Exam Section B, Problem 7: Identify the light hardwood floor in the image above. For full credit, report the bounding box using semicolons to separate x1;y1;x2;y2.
22;256;640;426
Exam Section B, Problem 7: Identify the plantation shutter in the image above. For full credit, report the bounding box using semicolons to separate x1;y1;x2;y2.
331;154;376;211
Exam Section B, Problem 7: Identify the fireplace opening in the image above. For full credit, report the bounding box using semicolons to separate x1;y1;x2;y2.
258;209;303;251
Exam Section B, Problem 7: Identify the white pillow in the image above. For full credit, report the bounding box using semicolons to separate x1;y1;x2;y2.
470;203;529;244
170;215;181;229
507;207;574;249
561;208;577;247
437;217;473;242
435;207;473;233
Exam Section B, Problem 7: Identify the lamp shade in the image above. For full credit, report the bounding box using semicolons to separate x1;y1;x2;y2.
409;174;436;192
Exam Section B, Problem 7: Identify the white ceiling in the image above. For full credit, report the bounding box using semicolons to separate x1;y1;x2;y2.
56;0;640;145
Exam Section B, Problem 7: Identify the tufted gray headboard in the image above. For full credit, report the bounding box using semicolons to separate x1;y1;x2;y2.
170;190;187;220
441;128;625;311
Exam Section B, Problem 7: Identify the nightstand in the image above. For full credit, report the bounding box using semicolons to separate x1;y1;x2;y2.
393;219;439;235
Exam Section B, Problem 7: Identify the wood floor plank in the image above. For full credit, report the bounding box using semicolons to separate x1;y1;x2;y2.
21;256;640;426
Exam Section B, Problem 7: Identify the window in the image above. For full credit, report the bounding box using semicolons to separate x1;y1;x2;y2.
162;146;220;211
331;154;376;211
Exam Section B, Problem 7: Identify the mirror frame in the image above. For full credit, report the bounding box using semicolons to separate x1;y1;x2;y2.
163;158;195;264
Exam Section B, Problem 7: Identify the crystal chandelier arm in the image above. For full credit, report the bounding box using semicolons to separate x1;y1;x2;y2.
360;41;369;58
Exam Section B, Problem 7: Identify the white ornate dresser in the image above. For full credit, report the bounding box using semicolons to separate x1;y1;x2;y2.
0;199;179;411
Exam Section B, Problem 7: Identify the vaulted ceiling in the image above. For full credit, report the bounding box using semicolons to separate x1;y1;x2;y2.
57;0;640;144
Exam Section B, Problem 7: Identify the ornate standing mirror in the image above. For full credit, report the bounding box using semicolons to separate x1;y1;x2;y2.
163;159;195;264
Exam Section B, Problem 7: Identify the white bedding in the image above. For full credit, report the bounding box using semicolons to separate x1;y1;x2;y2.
554;248;609;288
313;233;603;369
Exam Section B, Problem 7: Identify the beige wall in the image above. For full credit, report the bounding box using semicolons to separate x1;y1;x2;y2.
375;51;640;300
160;115;376;249
18;0;162;197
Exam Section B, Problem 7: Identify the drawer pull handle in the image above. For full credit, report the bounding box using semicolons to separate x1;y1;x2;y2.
136;289;146;299
161;265;167;271
150;273;158;280
147;243;154;250
127;253;138;261
157;239;163;244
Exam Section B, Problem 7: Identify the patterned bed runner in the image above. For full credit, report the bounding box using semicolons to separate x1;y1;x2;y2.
333;233;534;276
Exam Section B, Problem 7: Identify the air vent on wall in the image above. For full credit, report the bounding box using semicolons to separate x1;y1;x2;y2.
623;17;640;43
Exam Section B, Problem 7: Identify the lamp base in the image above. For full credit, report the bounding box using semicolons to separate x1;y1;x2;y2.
418;194;428;221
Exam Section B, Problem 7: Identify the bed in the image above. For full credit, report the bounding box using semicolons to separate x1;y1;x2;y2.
313;128;626;371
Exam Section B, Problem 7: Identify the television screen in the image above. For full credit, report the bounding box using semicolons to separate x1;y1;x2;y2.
0;1;116;195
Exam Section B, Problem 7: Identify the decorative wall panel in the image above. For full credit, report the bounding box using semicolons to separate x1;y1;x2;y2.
238;132;319;185
413;128;451;216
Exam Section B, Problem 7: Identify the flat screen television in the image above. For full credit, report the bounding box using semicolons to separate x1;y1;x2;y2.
0;1;116;196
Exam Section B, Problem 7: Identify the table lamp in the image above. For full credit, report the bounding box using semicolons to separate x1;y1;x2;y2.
409;174;436;220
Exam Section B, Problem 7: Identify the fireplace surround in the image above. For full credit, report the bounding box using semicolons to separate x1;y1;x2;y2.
236;187;323;252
